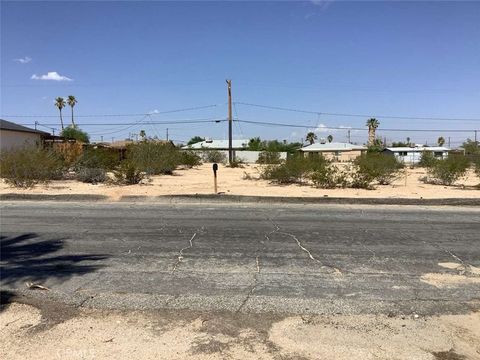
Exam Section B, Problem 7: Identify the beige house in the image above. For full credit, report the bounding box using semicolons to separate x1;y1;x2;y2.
0;119;49;151
300;142;367;162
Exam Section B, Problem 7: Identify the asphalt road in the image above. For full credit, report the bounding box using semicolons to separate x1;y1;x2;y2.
1;201;479;315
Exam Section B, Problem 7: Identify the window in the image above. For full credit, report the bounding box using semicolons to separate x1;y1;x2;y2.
434;152;443;157
397;151;408;156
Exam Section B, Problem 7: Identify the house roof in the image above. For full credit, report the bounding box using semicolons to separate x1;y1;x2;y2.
0;119;49;135
300;142;367;152
385;146;450;152
182;139;249;150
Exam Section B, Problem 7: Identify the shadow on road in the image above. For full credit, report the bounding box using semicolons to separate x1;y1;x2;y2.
0;233;107;310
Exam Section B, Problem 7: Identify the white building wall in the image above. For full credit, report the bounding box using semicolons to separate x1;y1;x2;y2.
193;150;287;164
0;130;43;151
394;150;448;164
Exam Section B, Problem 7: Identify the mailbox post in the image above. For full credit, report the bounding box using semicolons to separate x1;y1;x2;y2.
212;163;218;194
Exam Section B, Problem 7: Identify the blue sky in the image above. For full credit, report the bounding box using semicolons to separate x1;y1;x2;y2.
1;0;479;145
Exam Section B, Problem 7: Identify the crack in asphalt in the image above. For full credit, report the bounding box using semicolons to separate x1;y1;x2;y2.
236;255;260;314
171;227;205;274
267;218;343;275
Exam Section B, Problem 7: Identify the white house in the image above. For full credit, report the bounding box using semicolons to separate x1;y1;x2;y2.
383;146;450;164
300;142;367;161
0;119;49;151
182;139;287;163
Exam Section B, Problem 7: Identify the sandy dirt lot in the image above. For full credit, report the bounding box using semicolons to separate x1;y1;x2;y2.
1;302;479;360
0;164;479;200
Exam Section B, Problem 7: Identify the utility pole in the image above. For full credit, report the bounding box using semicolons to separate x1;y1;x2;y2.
34;121;38;130
448;137;450;148
347;129;351;143
101;135;104;142
475;130;478;146
226;79;233;164
166;128;169;141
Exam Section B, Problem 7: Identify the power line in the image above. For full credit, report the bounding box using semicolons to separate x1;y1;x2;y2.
17;119;227;127
235;102;480;122
3;104;220;118
235;119;478;132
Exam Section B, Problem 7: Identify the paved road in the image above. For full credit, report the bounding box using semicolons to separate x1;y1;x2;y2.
1;201;479;315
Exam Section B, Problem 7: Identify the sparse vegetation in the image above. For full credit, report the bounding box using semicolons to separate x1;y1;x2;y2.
424;155;470;186
260;153;328;184
113;161;144;185
202;150;227;164
0;147;64;188
178;150;202;168
353;153;403;187
127;142;179;175
256;151;282;164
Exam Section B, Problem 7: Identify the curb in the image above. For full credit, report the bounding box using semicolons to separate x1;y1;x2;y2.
145;194;480;206
0;193;109;202
1;193;479;206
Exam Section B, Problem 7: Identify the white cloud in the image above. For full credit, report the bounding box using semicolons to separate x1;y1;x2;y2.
31;71;73;81
14;56;32;64
148;109;160;115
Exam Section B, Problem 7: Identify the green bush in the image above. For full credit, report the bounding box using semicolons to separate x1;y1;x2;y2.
260;153;328;184
418;151;437;168
127;142;179;175
310;164;348;189
75;148;120;171
228;158;245;168
353;153;402;187
113;161;144;185
256;151;282;164
61;126;90;143
202;150;227;164
178;150;202;168
426;155;470;186
474;157;480;179
0;147;64;188
76;167;107;184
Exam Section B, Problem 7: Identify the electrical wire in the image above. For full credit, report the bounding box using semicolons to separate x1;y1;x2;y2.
234;102;480;122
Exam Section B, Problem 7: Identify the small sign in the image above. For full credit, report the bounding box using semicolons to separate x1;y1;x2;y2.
212;163;218;193
213;163;218;173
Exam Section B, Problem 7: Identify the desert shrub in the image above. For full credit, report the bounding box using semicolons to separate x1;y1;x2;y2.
0;147;64;188
353;153;402;187
257;151;282;164
61;126;90;143
202;150;227;164
127;142;179;175
75;148;120;171
418;151;437;168
474;157;480;179
228;158;245;168
310;164;348;189
178;150;202;168
113;161;144;185
52;141;84;167
261;153;328;184
425;155;470;185
76;167;107;184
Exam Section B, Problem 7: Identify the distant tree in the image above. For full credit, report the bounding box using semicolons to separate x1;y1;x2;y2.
306;132;317;145
67;95;78;127
55;97;66;130
391;141;409;147
327;135;333;143
367;137;384;153
187;136;205;145
139;130;146;141
248;137;264;151
61;126;90;143
366;118;380;146
437;136;445;147
461;139;480;155
406;137;411;145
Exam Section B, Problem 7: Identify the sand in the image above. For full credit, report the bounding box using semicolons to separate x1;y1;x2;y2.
1;303;479;360
0;164;479;200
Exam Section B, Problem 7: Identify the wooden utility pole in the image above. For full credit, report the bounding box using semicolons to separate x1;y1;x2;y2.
166;128;169;141
347;129;351;143
226;79;233;164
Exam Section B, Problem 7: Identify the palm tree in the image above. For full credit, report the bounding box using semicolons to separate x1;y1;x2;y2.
366;118;380;146
306;132;317;145
67;95;78;127
437;136;445;146
54;97;66;130
406;137;411;146
327;135;333;143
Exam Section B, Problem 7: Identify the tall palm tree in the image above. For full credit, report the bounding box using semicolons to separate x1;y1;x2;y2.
327;135;333;143
406;137;411;146
366;118;380;146
67;95;78;127
306;132;317;145
437;136;445;146
55;97;66;130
